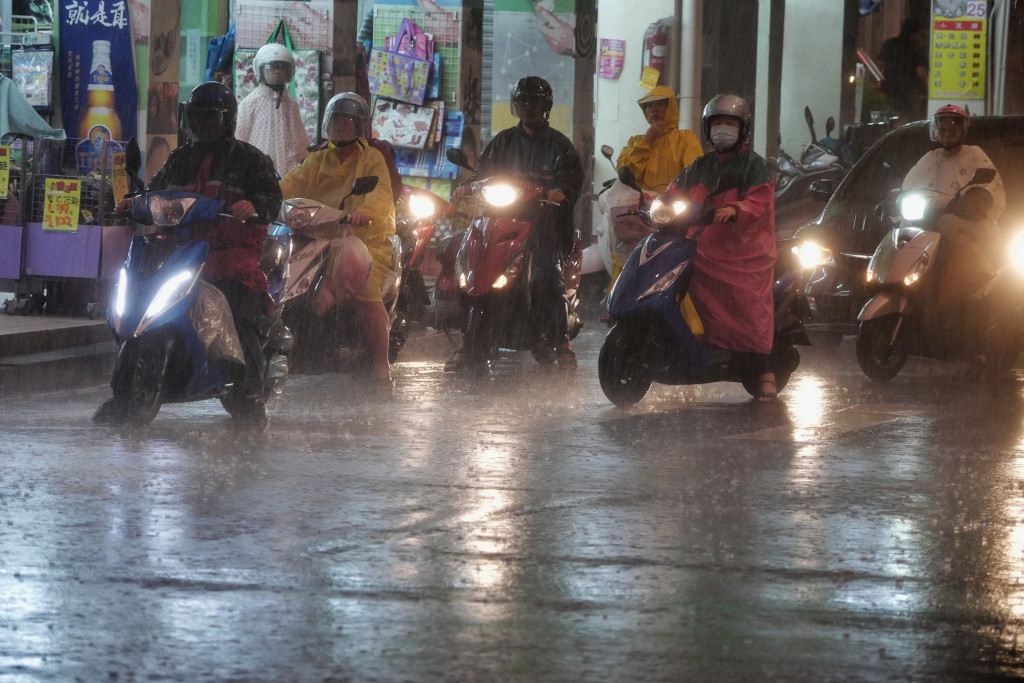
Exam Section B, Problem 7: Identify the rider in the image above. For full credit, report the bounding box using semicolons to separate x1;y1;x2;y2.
445;75;584;370
667;94;778;402
610;86;704;279
279;92;398;395
617;86;703;194
96;82;283;427
235;42;310;176
902;104;1006;309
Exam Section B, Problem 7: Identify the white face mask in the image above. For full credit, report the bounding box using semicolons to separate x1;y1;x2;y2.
710;124;740;150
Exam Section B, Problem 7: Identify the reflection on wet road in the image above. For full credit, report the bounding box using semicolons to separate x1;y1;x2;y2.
3;327;1024;680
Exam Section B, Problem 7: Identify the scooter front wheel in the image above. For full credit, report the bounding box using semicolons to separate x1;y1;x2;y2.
856;314;908;381
112;336;171;425
598;325;651;407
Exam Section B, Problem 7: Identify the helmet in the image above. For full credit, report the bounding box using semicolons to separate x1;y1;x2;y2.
322;92;369;142
510;76;553;120
930;103;969;143
254;43;295;87
701;94;752;142
184;82;237;139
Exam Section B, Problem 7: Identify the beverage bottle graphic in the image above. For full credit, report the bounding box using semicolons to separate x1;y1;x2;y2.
77;40;123;144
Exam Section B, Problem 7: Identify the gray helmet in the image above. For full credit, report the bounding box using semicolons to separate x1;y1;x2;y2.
701;94;752;143
322;92;369;141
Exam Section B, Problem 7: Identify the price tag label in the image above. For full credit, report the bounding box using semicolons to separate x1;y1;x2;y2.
929;0;988;100
0;146;10;200
112;151;129;204
42;178;81;232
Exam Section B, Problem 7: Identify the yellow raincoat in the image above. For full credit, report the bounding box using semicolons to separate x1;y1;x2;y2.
615;85;703;193
280;140;396;303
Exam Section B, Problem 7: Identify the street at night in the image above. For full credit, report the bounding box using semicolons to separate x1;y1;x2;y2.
3;326;1024;681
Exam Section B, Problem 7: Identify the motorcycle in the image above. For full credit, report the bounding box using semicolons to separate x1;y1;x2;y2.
855;167;1021;380
101;190;293;425
277;176;409;372
771;107;849;239
393;184;449;341
444;147;583;374
598;167;811;407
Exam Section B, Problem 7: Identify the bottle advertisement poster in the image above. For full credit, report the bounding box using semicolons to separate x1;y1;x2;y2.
58;0;138;173
929;0;988;100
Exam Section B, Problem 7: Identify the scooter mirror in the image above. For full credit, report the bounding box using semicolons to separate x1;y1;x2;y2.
617;166;641;192
446;147;473;171
350;176;378;197
967;167;996;186
825;116;835;139
600;144;614;161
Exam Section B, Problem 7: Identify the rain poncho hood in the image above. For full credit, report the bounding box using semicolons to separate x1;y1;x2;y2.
616;86;702;194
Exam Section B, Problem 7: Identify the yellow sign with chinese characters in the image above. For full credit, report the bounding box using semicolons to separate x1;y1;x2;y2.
111;151;129;204
929;0;988;100
0;146;9;200
42;178;81;232
640;66;660;91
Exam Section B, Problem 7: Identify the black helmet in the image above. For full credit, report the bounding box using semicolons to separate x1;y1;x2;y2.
701;94;752;143
510;76;553;120
184;82;237;139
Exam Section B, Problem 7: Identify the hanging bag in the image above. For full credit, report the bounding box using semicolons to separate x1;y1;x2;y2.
368;19;432;105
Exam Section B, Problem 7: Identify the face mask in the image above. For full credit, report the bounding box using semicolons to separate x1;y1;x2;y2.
710;124;740;150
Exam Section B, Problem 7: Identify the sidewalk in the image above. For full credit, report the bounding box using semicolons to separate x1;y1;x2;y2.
0;313;116;399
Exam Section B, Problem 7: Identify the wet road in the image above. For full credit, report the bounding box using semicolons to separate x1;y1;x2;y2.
3;325;1024;681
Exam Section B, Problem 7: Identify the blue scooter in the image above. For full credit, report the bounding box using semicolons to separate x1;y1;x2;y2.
101;190;293;425
598;168;811;407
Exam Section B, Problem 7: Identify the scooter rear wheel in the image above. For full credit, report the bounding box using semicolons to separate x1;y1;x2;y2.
598;325;651;407
856;314;908;381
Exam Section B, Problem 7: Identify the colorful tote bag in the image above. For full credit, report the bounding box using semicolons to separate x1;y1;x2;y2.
367;48;431;106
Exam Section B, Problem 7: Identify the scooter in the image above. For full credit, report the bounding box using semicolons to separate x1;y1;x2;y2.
444;148;582;374
598;168;811;407
101;190;293;425
277;177;408;372
855;167;1020;380
393;184;448;343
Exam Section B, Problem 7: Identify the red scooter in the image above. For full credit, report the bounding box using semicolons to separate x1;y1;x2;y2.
392;184;449;347
444;148;582;374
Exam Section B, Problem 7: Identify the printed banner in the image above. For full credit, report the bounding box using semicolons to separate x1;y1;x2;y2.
0;147;9;200
598;38;625;79
42;178;82;232
929;0;988;100
59;0;138;148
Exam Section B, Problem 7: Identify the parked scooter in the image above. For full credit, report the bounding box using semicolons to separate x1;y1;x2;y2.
855;167;1020;380
393;184;449;344
444;148;582;374
772;107;849;239
100;190;293;425
598;168;811;406
277;176;406;372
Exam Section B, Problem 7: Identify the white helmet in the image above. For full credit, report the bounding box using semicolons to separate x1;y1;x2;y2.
254;43;295;87
321;92;369;142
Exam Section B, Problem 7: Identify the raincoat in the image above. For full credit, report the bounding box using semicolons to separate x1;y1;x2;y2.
279;140;397;303
235;84;310;177
670;141;776;355
616;85;703;194
148;137;281;293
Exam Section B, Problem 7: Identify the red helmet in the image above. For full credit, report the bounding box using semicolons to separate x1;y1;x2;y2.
930;104;969;143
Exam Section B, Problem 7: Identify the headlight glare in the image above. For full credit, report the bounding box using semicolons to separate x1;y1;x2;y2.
482;184;521;207
900;194;928;221
794;241;833;269
408;194;436;219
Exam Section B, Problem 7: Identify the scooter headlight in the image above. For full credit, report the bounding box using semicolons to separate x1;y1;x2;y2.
408;193;437;219
138;268;200;335
1010;232;1024;275
902;251;931;287
482;183;522;207
793;241;834;270
491;253;525;289
280;198;324;231
639;262;686;298
900;194;929;222
650;197;690;226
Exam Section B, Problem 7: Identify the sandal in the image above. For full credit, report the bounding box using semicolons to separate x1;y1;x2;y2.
556;347;577;369
755;379;778;403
